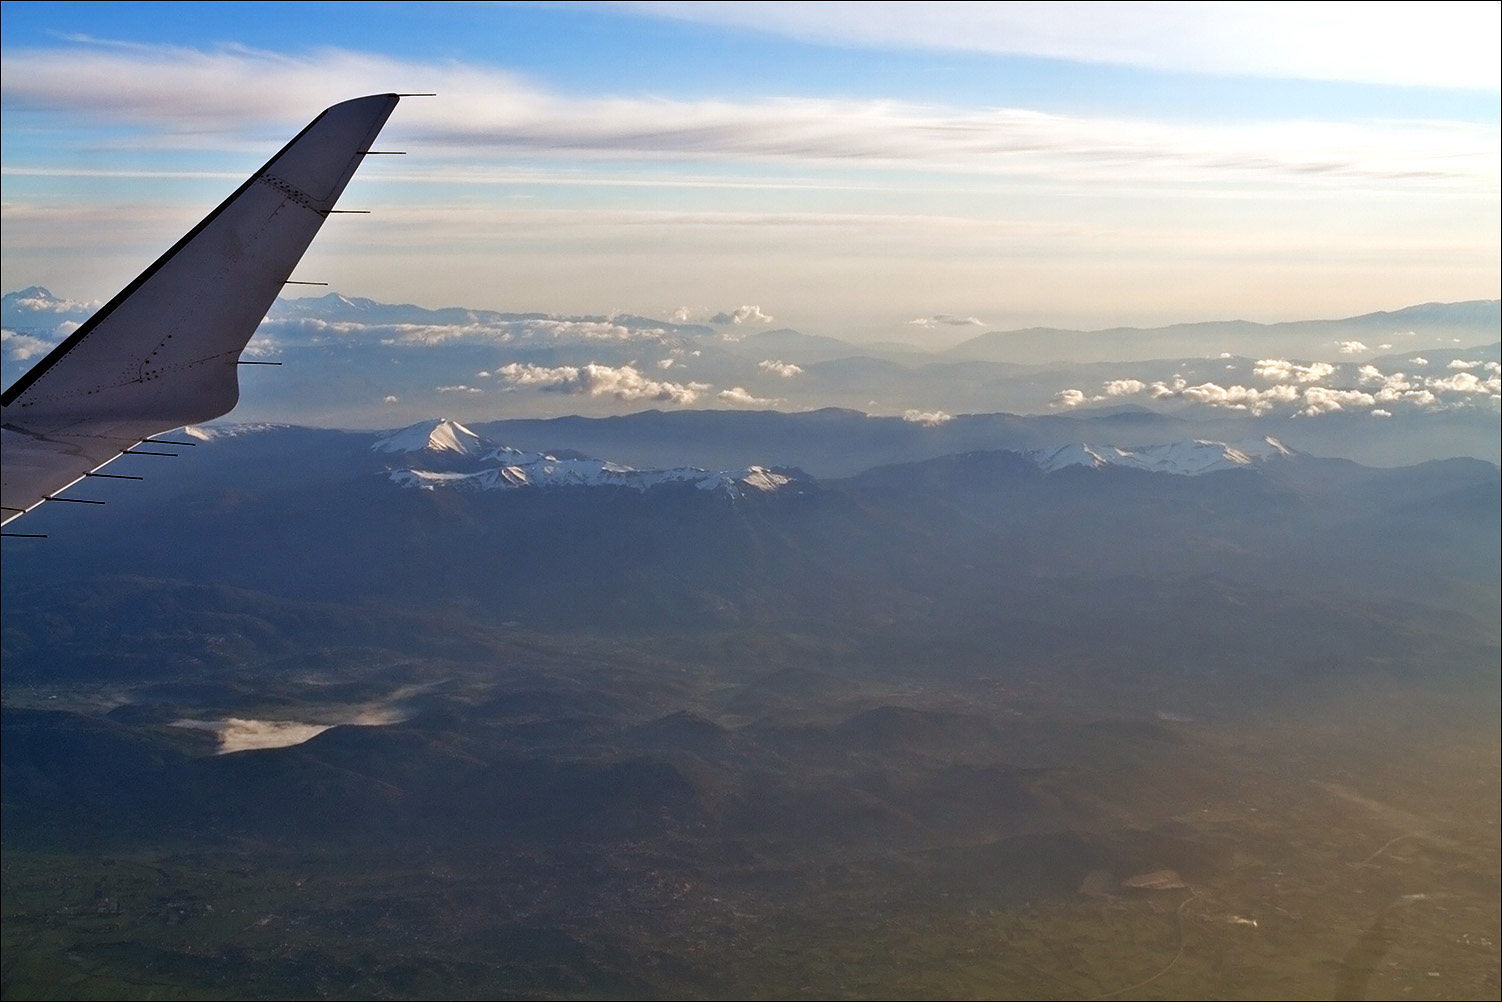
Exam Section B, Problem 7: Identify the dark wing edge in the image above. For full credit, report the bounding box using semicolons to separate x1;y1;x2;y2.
1;94;400;526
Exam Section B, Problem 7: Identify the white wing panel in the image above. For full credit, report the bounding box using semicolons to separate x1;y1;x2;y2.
2;94;400;525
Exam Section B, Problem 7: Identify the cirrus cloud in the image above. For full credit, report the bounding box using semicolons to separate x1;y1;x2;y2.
3;42;1495;188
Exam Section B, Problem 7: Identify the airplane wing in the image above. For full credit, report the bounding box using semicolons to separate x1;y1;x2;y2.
1;94;401;526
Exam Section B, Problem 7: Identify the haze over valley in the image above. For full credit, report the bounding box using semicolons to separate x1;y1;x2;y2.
5;388;1498;998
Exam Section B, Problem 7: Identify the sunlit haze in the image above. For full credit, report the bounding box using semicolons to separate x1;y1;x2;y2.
2;1;1497;343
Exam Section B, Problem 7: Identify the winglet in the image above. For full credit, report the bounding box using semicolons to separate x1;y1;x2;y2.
1;95;400;524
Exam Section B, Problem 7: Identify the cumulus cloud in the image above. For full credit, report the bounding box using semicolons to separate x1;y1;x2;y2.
383;395;399;403
902;409;953;426
1298;386;1376;416
1253;359;1336;382
712;305;775;326
1425;371;1499;395
1412;356;1429;366
1;329;57;360
656;358;675;369
1059;375;1300;415
1360;370;1436;406
438;384;482;394
1055;351;1499;418
1448;358;1482;369
496;362;708;404
1336;340;1368;353
908;315;985;328
1372;408;1392;417
1178;381;1302;415
240;334;282;358
5;290;101;313
757;359;803;377
718;386;780;407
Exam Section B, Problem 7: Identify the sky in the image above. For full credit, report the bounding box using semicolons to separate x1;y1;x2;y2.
2;1;1498;345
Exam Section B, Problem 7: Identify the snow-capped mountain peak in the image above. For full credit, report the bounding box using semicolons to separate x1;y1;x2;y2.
372;418;490;457
1033;437;1293;476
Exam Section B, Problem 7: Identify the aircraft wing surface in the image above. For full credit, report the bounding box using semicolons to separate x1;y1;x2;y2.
1;94;400;526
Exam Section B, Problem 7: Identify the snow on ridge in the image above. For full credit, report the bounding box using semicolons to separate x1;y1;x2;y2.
388;455;794;497
180;423;289;441
377;418;797;497
1033;437;1293;476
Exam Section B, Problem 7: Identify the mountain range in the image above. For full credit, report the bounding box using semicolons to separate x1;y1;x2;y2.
5;288;1497;467
7;414;1494;638
3;406;1496;999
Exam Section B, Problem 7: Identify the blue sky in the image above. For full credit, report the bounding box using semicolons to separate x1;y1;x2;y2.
3;1;1497;343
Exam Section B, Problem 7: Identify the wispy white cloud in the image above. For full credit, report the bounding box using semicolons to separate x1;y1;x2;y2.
757;359;803;377
718;386;780;407
256;314;674;348
908;314;984;328
2;43;1494;187
902;408;953;425
630;2;1501;90
1336;340;1368;353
